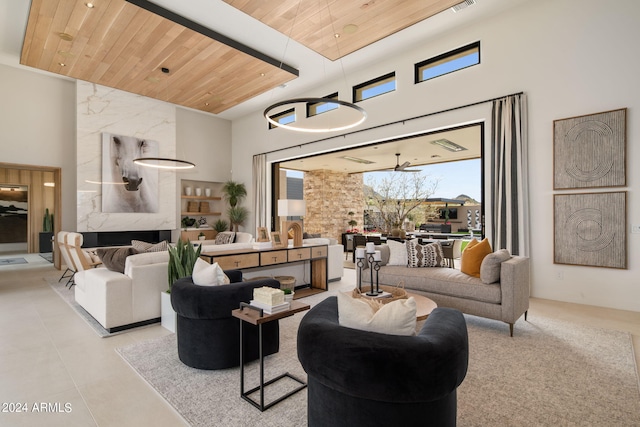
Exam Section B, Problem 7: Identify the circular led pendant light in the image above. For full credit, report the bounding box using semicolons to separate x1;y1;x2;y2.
133;157;195;170
264;98;366;133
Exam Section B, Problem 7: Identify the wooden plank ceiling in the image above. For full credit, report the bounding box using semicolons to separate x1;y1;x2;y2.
224;0;463;60
20;0;298;114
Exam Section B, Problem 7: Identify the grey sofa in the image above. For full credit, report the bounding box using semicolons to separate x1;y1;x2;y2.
362;244;530;336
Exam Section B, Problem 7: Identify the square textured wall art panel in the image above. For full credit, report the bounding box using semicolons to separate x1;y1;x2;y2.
554;192;626;269
553;108;626;189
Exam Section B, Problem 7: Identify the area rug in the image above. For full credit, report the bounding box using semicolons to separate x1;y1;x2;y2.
116;308;640;426
0;257;27;265
39;252;53;263
47;277;156;338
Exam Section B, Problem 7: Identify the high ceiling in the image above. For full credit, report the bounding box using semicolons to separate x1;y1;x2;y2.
0;0;527;120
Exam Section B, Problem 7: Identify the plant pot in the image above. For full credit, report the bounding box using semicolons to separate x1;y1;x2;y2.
198;235;206;241
284;292;294;303
161;291;176;333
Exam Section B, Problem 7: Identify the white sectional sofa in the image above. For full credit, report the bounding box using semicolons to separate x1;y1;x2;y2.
74;251;169;332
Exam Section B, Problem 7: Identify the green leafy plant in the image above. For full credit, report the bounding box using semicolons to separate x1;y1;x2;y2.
213;219;229;232
43;208;53;232
221;180;247;208
181;216;196;228
283;288;292;295
198;231;205;238
167;238;201;292
228;206;248;232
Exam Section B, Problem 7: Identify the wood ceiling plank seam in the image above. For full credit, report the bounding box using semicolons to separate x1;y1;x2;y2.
21;1;56;67
19;0;42;63
86;1;138;65
44;2;90;72
97;10;154;85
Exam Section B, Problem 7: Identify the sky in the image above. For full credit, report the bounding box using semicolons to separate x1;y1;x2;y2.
286;158;482;202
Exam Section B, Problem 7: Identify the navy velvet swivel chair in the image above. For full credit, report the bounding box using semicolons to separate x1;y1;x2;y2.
171;271;280;370
297;297;468;427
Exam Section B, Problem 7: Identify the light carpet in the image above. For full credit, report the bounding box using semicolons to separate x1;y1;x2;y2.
0;257;27;265
117;298;640;426
47;277;157;338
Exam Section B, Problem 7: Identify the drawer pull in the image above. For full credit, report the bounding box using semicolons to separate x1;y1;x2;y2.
273;256;278;262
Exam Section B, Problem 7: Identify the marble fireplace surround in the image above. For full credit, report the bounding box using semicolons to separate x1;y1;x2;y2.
76;81;177;233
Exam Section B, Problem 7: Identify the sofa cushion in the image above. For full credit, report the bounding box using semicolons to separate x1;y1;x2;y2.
407;239;443;268
480;249;512;284
365;265;502;304
97;247;139;273
215;231;236;245
461;238;492;278
131;239;168;253
192;258;230;286
337;291;416;336
387;240;407;266
124;251;170;277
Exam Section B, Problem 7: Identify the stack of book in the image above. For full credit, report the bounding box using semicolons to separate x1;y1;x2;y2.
251;286;290;314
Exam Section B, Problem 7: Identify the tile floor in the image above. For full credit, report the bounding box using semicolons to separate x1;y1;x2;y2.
0;259;638;426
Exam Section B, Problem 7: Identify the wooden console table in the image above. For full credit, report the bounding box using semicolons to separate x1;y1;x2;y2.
200;244;328;298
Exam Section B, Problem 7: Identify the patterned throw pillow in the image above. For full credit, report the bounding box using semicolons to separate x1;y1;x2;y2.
406;239;444;268
131;240;168;253
215;231;236;245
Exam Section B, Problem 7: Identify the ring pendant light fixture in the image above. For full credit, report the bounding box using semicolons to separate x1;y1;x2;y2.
263;0;367;133
133;157;196;169
264;98;367;133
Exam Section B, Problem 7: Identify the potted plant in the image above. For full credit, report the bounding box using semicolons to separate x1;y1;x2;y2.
222;180;248;231
283;287;294;303
161;239;202;332
198;231;206;241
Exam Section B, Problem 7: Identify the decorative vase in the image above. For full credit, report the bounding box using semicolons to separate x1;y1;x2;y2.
184;186;192;196
195;188;202;196
205;188;211;197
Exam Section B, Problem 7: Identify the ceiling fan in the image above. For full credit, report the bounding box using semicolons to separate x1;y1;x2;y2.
393;153;420;172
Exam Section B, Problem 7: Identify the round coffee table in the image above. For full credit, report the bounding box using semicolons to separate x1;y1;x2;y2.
406;292;438;321
353;287;437;321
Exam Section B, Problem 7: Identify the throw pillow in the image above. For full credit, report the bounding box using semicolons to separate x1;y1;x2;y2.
131;240;168;253
480;249;512;284
215;231;236;245
386;239;408;266
192;259;230;286
337;291;416;336
461;238;492;278
406;239;444;268
96;247;138;273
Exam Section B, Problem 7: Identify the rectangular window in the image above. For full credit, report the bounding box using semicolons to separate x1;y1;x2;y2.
268;108;295;129
307;93;339;117
353;72;396;102
415;41;480;83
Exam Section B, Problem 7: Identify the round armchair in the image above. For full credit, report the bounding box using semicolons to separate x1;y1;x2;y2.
297;296;468;427
171;272;280;370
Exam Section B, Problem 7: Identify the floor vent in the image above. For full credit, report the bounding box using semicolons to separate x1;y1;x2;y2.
451;0;476;13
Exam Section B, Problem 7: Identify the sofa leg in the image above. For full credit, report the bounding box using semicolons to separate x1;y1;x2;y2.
509;323;514;337
524;310;528;321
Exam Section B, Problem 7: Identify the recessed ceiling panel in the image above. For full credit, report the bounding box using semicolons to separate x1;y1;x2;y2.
20;0;298;114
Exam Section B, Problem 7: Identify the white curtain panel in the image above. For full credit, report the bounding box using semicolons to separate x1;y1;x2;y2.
490;93;530;256
252;154;268;228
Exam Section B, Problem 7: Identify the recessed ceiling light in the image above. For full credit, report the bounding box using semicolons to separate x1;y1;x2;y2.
58;62;66;67
343;24;358;34
334;33;340;38
260;73;265;77
85;2;95;8
431;139;467;152
204;102;210;106
341;155;375;165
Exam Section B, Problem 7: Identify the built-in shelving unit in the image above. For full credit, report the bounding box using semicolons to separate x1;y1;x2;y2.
180;180;224;241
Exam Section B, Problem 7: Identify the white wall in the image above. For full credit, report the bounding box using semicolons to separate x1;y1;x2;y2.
0;64;77;231
231;0;640;312
0;65;233;237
